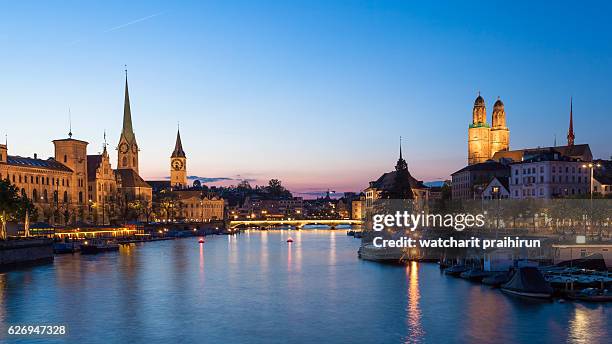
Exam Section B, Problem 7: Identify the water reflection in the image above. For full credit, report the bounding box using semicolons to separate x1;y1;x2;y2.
405;261;424;343
0;232;610;344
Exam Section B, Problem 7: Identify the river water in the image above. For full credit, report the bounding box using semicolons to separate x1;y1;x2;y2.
1;230;610;343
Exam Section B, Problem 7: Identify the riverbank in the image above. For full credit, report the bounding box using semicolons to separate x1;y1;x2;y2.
0;238;53;271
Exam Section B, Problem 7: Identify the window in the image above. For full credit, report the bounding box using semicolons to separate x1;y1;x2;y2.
64;155;67;163
79;192;83;204
32;189;38;200
540;176;544;183
63;191;68;203
43;190;48;202
122;157;128;166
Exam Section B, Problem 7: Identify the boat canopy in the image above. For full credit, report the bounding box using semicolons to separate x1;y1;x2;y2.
502;267;553;294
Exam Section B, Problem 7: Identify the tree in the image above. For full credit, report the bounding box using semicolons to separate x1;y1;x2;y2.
265;179;291;199
237;180;252;190
0;179;37;239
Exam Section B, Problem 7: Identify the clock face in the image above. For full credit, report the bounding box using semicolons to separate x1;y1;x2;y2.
119;142;129;153
131;144;138;153
172;159;183;171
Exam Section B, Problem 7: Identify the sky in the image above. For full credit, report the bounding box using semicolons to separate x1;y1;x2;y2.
1;1;611;197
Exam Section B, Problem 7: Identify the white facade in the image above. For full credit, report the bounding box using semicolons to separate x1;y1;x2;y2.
593;177;611;196
509;157;589;199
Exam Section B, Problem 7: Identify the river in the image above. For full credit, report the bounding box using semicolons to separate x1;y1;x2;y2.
1;230;610;343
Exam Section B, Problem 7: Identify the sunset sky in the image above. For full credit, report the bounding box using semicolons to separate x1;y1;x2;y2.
1;1;611;197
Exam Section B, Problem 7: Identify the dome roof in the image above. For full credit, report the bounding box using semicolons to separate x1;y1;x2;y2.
494;98;504;108
474;95;485;106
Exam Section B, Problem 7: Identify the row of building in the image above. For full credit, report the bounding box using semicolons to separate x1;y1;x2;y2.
452;96;611;200
0;72;224;226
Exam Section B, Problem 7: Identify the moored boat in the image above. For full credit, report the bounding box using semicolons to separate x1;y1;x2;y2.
444;265;469;277
358;244;405;264
501;267;553;299
80;239;119;254
566;288;612;302
53;241;80;254
482;271;512;287
460;268;493;282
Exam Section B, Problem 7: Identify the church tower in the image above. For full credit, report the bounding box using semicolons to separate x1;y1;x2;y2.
117;71;139;173
490;97;510;156
467;94;491;165
170;128;187;188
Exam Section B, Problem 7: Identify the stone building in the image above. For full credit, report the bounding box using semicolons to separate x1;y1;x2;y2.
509;150;590;199
451;161;510;200
0;137;89;224
173;190;225;221
468;94;510;165
364;143;429;209
87;142;118;225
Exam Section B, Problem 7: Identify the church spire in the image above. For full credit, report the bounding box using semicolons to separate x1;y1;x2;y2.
399;136;403;160
567;97;575;146
395;136;407;171
121;67;135;143
172;126;186;158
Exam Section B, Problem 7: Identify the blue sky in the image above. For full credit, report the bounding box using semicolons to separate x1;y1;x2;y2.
1;1;611;195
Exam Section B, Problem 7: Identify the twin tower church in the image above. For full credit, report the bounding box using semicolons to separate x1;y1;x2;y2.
467;94;510;165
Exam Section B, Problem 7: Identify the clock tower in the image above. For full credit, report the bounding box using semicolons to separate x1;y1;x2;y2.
117;71;139;173
170;128;187;188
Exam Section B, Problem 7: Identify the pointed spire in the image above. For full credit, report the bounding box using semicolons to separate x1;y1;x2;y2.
102;130;108;154
395;136;407;171
567;97;575;146
172;125;186;158
121;66;135;143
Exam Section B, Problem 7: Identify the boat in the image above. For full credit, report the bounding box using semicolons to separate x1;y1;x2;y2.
501;267;553;299
566;288;612;302
287;238;294;243
555;253;607;271
459;268;493;282
444;265;469;277
358;244;405;264
482;271;513;287
53;241;80;254
346;230;355;236
198;238;205;244
80;239;119;254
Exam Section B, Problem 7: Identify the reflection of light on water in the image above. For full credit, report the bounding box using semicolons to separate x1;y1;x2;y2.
287;242;292;272
569;305;605;343
199;244;205;282
295;230;302;272
405;261;424;343
329;231;336;266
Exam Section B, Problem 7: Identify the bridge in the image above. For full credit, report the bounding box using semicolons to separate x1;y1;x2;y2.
229;219;363;230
